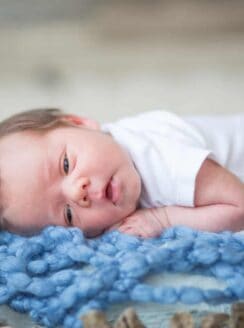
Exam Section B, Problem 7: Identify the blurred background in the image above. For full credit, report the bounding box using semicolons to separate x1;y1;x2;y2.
0;0;244;123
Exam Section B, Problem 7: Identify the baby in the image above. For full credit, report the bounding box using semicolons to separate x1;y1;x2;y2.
0;108;243;238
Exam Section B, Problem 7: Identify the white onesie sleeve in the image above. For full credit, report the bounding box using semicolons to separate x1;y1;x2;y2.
159;135;211;206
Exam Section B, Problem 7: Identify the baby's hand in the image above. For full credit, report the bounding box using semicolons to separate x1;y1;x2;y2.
109;208;166;238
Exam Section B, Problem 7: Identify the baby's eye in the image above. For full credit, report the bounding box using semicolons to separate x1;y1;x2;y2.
65;205;73;226
63;153;69;174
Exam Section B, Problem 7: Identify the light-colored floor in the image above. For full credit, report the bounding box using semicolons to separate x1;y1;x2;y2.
0;0;244;123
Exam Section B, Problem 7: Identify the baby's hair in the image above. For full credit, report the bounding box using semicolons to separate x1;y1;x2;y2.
0;208;3;230
0;182;8;231
0;108;69;138
0;213;7;231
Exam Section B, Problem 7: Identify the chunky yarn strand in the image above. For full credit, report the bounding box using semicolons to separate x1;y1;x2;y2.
0;226;244;327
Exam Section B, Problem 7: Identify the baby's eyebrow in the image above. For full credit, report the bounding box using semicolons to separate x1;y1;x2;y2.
45;193;66;229
44;146;60;183
43;153;52;184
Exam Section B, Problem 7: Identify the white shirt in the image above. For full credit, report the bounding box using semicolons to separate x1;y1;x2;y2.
102;111;244;208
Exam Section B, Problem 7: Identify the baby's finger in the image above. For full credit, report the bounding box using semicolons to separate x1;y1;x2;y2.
120;225;149;238
118;225;140;235
118;224;133;233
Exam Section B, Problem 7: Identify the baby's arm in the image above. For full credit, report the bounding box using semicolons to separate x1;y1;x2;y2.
116;159;244;237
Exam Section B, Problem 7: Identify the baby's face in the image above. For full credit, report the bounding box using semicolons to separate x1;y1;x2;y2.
0;123;141;236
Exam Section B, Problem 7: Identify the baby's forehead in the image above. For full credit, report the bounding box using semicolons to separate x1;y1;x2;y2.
0;141;50;227
0;131;48;191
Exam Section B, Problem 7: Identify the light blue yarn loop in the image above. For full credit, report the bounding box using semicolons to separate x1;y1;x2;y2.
0;225;244;328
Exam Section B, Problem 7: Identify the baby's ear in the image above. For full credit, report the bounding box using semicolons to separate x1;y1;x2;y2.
61;114;100;130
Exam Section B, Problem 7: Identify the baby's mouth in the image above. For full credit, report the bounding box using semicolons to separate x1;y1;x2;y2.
105;177;120;205
106;178;113;202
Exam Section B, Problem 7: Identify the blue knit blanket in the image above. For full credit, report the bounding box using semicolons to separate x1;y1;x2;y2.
0;226;244;328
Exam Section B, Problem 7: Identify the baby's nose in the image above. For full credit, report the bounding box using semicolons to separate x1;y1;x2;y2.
77;177;91;207
65;176;91;207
